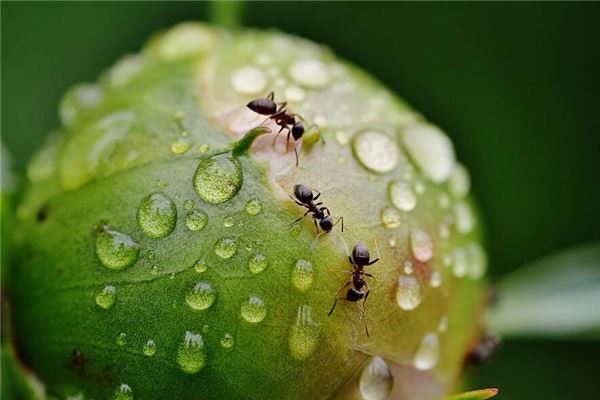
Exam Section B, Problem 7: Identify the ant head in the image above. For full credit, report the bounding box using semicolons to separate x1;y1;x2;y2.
293;184;313;203
319;216;334;232
352;243;371;266
247;97;277;115
292;122;304;140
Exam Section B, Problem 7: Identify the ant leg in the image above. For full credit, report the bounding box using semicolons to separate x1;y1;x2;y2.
313;218;320;234
366;258;380;266
294;142;299;167
276;101;288;113
328;282;351;316
361;290;371;337
290;209;311;228
272;125;286;147
320;207;331;216
314;202;323;207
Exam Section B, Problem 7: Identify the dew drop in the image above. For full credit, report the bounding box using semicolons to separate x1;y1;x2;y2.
113;383;133;400
220;333;234;348
115;333;127;347
284;85;305;102
414;332;440;370
289;59;330;88
467;242;487;279
248;253;268;275
430;270;442;288
245;199;262;215
240;295;267;323
177;331;206;374
438;193;451;210
95;226;140;270
193;258;208;273
448;163;471;198
193;154;243;204
334;130;351;145
289;305;320;361
353;131;400;174
150;265;160;275
402;123;456;183
223;216;235;228
396;275;421;311
411;228;434;262
143;340;157;357
389;180;416;211
95;285;117;309
183;199;195;210
170;138;192;154
438;316;449;333
231;65;267;94
214;237;237;259
291;259;314;292
452;248;469;278
137;192;177;239
185;209;208;231
454;201;475;234
185;281;216;311
359;356;394;400
403;260;413;275
381;207;402;229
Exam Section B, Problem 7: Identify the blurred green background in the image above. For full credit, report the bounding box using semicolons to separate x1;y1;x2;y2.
2;2;599;399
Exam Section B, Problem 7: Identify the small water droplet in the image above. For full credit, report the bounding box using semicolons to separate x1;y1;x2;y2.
430;270;442;288
193;154;243;204
240;295;267;323
291;259;314;292
448;163;470;198
289;59;330;88
353;131;401;174
334;130;351;145
414;332;440;370
197;144;209;153
438;316;449;333
396;275;421;311
389;180;416;211
443;253;453;267
214;237;237;259
231;65;267;94
248;253;268;275
388;238;398;248
220;333;234;348
381;207;402;229
143;340;156;357
403;260;413;275
146;250;156;260
402;123;455;183
438;193;451;209
112;384;133;400
289;305;320;360
359;356;394;400
95;285;117;309
170;138;191;154
467;243;487;279
185;209;208;231
414;181;426;194
452;248;468;278
245;199;262;215
411;228;434;262
193;258;208;273
454;201;475;234
223;215;235;227
150;265;160;275
284;85;305;102
177;331;206;374
439;223;450;240
183;199;195;210
137;192;177;239
185;281;216;311
95;226;140;270
116;333;127;347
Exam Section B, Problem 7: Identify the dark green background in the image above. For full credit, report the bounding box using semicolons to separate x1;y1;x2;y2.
2;2;599;399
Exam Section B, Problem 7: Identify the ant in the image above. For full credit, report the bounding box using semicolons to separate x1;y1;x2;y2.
247;91;312;166
328;242;380;336
465;334;501;367
289;184;343;234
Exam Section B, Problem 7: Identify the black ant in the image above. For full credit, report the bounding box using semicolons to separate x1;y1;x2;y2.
247;91;311;166
465;334;501;367
328;242;380;336
289;184;343;234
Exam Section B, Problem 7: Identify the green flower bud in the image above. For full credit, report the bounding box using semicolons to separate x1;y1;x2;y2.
10;22;488;400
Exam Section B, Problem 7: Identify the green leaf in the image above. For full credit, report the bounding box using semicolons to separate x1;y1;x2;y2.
488;242;600;338
447;388;499;400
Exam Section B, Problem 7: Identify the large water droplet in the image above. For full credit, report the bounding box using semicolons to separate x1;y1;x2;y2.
291;259;314;292
185;209;208;231
193;154;243;204
177;331;206;374
381;207;402;229
359;356;394;400
95;285;117;309
214;237;237;259
411;228;434;262
402;123;456;183
454;201;475;234
95;226;140;270
248;253;268;275
137;192;177;239
289;59;330;88
231;65;267;94
143;340;157;357
414;332;440;370
396;275;421;310
245;199;262;215
353;131;401;174
112;384;133;400
240;295;267;323
194;258;208;273
116;333;127;347
448;163;470;198
389;180;417;211
289;305;320;361
223;215;235;228
220;333;234;348
185;281;216;311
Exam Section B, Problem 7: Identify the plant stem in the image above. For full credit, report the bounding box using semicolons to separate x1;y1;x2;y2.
208;1;245;28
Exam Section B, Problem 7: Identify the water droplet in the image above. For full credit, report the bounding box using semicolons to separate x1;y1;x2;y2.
289;305;320;360
248;253;268;275
197;144;209;153
403;260;413;275
170;138;191;154
389;180;416;211
184;199;195;210
438;316;449;333
220;333;234;348
454;201;475;234
414;332;440;370
193;154;243;204
334;130;351;145
396;275;421;311
177;331;206;374
414;181;426;194
146;250;156;260
388;238;398;248
185;281;216;311
411;228;434;262
185;209;208;231
240;295;267;323
95;226;140;270
194;258;208;273
467;243;487;279
438;193;451;209
231;65;267;94
439;223;450;240
289;59;330;88
59;84;103;126
452;248;468;278
113;384;133;400
402;123;456;183
448;163;470;198
381;207;402;229
214;237;237;259
150;265;160;275
443;253;453;267
359;356;394;400
245;199;262;215
353;131;401;174
158;24;215;61
291;259;314;292
284;85;305;102
116;333;127;347
143;340;156;357
137;192;177;239
223;215;235;227
95;285;117;309
430;270;442;288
